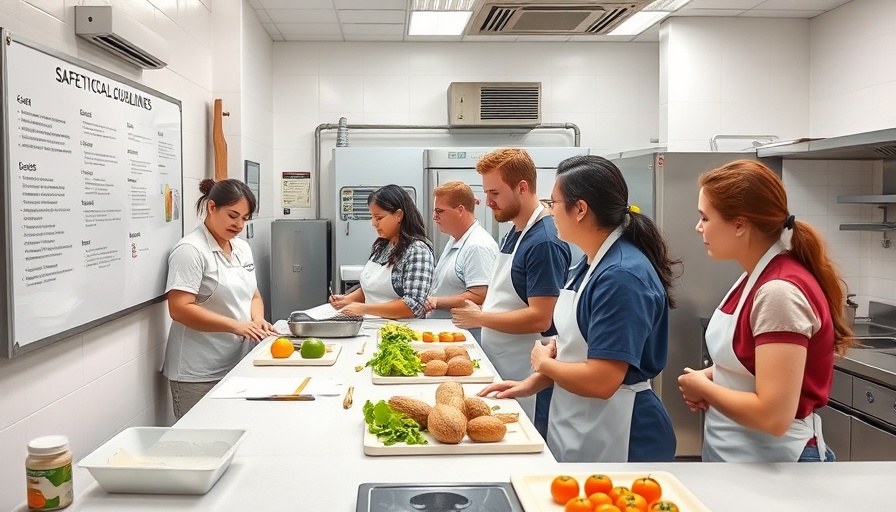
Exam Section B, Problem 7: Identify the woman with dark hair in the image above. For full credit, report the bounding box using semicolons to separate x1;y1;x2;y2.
163;178;274;419
330;184;435;319
678;160;853;462
478;155;678;462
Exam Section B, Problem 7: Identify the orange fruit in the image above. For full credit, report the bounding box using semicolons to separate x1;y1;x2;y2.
631;477;662;505
438;332;454;342
608;486;632;504
595;505;623;512
550;475;580;505
452;332;467;342
422;331;436;343
585;474;614;496
270;337;295;358
616;493;648;512
648;501;679;512
564;497;593;512
588;492;614;509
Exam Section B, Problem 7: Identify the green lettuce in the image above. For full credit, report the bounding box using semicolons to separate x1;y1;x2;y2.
363;400;428;446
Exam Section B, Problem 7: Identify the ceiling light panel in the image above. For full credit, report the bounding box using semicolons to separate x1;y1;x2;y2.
413;0;475;11
409;11;472;35
644;0;693;11
608;11;669;35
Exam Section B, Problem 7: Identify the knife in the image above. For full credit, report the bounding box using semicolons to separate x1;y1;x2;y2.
246;395;316;401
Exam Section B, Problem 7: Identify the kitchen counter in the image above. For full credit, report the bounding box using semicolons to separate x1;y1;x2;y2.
47;319;896;512
837;347;896;389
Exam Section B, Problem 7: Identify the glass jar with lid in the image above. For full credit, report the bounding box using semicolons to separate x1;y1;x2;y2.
25;435;73;510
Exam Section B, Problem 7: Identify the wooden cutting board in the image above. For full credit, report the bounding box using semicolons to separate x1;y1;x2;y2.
253;342;342;366
510;471;710;512
363;397;542;456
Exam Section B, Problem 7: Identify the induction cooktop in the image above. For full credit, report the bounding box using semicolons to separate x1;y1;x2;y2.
356;482;523;512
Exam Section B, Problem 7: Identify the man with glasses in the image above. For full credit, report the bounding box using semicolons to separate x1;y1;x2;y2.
451;149;571;438
424;182;498;333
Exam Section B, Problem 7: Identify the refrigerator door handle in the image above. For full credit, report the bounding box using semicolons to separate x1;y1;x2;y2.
345;221;349;236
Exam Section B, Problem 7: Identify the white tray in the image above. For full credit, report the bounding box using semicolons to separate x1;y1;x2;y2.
78;427;247;495
510;471;710;512
363;397;543;456
253;341;342;366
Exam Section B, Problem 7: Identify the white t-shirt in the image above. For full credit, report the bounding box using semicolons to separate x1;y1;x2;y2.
431;221;498;299
162;223;258;382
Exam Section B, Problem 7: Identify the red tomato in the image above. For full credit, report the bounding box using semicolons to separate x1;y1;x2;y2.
631;476;662;505
588;492;614;509
564;497;594;512
584;474;614;497
550;475;580;505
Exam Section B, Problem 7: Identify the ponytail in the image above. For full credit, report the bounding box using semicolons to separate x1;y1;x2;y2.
788;221;855;355
624;212;682;308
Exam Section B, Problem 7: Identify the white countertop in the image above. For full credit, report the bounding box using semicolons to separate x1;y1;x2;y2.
51;319;896;512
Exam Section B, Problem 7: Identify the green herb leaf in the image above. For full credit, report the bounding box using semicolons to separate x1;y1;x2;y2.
362;400;428;446
365;322;424;376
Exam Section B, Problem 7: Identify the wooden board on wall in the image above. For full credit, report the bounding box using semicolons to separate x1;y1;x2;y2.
0;29;184;357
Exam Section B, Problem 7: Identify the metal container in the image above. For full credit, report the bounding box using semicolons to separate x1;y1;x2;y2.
287;311;362;338
356;482;523;512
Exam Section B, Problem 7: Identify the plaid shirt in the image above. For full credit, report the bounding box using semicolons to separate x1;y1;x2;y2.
371;240;434;318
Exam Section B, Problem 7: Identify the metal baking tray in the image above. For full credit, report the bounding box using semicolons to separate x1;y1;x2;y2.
287;311;362;338
356;482;523;512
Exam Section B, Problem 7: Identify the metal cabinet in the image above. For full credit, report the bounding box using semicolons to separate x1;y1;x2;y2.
817;406;850;460
850;417;896;461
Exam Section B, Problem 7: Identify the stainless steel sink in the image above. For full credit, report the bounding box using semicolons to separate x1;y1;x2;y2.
852;336;896;349
851;322;896;337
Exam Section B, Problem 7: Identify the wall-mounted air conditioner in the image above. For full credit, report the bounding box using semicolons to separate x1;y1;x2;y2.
448;82;541;127
75;6;169;69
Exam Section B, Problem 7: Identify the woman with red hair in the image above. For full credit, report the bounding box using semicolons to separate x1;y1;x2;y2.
678;160;853;462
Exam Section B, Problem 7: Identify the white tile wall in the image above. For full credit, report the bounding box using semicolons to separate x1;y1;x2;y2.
0;0;217;508
271;41;661;221
782;159;896;316
809;0;896;136
661;17;810;151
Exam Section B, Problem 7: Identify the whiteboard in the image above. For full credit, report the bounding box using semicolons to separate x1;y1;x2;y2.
0;30;184;357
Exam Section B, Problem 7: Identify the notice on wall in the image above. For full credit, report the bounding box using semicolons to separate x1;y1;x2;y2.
1;31;183;357
282;171;311;208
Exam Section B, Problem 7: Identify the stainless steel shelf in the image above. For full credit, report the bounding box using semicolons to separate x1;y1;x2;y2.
840;223;896;232
837;194;896;204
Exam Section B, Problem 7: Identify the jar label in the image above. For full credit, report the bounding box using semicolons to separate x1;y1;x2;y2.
26;463;73;510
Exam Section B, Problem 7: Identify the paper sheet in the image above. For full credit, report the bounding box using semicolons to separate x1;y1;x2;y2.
210;376;344;399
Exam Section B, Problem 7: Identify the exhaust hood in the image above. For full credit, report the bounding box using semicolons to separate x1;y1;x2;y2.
757;128;896;160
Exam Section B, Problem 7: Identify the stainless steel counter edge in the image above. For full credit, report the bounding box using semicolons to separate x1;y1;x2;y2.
836;350;896;389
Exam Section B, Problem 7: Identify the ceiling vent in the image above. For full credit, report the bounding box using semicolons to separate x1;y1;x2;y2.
448;82;541;127
469;0;650;36
75;6;168;69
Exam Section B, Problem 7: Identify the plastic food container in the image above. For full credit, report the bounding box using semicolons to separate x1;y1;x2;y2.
78;427;247;494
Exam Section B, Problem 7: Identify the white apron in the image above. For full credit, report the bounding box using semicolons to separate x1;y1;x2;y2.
162;236;258;379
359;257;401;304
429;224;476;319
480;205;546;419
703;242;827;462
547;228;651;462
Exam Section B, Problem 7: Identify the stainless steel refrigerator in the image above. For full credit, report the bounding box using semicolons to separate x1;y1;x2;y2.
270;219;330;322
610;149;776;458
